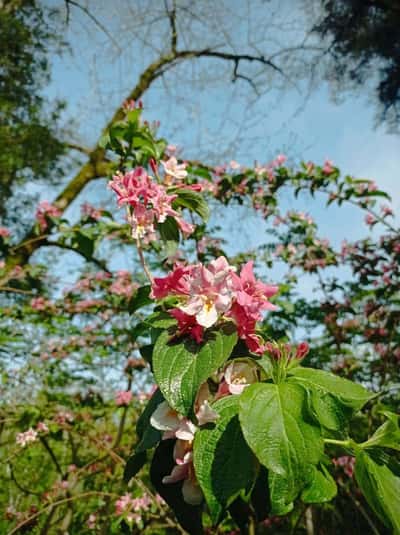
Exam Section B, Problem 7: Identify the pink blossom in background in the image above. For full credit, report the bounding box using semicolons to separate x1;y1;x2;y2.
30;297;52;311
16;428;38;447
0;226;10;238
365;214;376;226
36;422;49;433
273;154;287;166
81;202;102;220
86;513;97;529
322;159;334;174
109;271;138;298
229;160;241;170
35;200;62;231
380;204;393;216
115;390;133;406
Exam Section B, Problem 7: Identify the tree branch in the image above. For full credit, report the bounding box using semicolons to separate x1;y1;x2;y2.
164;0;177;53
4;44;289;274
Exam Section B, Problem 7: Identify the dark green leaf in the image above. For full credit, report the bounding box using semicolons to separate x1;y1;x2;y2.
128;285;152;314
193;396;257;524
158;216;180;242
123;451;147;483
153;322;237;415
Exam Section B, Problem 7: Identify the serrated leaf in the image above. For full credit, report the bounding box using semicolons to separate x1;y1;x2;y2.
361;411;400;451
123;451;147;482
153;322;237;415
173;190;210;222
193;396;257;524
355;450;400;533
289;367;373;411
301;464;337;503
302;386;352;431
239;382;323;514
150;439;203;535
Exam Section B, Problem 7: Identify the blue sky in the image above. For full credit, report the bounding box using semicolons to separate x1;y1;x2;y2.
39;0;399;280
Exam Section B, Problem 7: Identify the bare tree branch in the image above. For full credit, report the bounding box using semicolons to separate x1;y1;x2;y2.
64;0;121;52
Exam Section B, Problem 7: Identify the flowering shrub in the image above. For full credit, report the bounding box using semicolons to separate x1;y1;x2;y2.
1;105;399;534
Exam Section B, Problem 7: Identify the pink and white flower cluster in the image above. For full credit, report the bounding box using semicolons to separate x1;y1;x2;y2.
115;493;152;524
16;421;48;447
150;398;210;506
152;256;278;353
108;167;194;243
35;200;62;231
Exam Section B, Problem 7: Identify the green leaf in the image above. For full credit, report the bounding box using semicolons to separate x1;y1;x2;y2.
193;396;257;524
303;386;352;431
361;411;400;451
123;451;147;482
158;216;180;242
289;367;373;411
153;323;237;416
355;450;400;533
128;285;152;313
239;382;323;514
150;440;203;535
72;231;95;259
173;190;210;221
301;464;337;503
135;388;164;452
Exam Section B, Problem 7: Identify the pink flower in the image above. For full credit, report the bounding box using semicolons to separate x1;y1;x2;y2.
150;401;197;441
169;309;204;343
223;360;259;394
273;154;287;166
0;226;10;238
16;428;38;447
81;202;102;220
151;265;193;299
162;453;203;505
36;201;62;231
115;390;133;406
231;261;277;319
87;513;97;529
36;421;49;433
381;204;393;217
153;258;278;349
30;297;52;311
194;383;219;425
365;214;376;226
109;167;193;242
162;439;203;505
322;159;334;174
229;160;241;170
295;342;309;360
109;271;137;298
161;157;188;181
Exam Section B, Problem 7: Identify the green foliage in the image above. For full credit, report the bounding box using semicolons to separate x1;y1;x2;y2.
239;382;323;514
193;396;257;523
153;323;237;415
0;1;65;213
355;450;400;533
